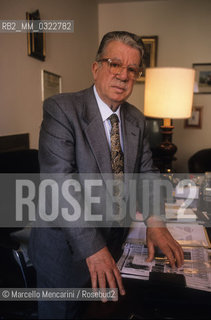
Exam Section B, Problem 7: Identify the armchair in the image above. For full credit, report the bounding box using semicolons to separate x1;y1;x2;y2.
188;149;211;173
0;149;39;318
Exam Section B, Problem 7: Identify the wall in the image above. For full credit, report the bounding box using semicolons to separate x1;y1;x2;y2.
0;0;98;148
98;0;211;172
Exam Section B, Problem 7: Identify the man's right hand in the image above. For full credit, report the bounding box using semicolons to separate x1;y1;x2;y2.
86;246;125;302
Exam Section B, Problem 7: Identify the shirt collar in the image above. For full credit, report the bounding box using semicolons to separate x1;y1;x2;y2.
93;85;121;122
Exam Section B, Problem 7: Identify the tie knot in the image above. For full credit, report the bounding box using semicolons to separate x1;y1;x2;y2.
109;114;119;126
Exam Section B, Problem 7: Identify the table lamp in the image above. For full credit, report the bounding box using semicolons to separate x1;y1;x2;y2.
144;67;195;172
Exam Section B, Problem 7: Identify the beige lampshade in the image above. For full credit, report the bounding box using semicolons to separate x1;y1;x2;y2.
144;67;195;119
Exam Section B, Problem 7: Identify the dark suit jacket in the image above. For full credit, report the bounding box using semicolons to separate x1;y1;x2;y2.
29;86;156;284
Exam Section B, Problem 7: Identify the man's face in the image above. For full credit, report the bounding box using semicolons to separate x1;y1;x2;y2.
92;40;141;109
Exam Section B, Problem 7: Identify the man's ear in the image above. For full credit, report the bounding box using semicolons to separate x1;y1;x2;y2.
92;61;100;80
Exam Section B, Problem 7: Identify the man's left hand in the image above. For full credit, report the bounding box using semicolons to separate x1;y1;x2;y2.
146;224;184;268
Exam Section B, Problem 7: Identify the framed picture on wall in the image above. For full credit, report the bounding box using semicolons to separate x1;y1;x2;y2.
137;36;158;82
193;63;211;94
184;106;203;129
41;70;62;101
26;10;46;61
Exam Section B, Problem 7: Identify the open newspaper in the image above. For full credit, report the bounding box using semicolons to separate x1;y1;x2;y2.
117;222;211;292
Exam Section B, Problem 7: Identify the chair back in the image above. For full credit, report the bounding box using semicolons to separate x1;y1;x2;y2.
0;149;39;173
188;148;211;173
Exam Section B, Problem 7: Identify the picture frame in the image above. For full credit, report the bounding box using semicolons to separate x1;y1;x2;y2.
26;10;45;61
41;70;62;101
137;36;158;82
192;63;211;94
184;106;203;129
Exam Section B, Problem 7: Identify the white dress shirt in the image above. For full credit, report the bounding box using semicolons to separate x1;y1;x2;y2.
93;85;124;151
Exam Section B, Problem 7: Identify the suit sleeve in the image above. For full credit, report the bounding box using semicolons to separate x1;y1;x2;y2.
137;118;165;222
138;119;158;173
38;96;106;261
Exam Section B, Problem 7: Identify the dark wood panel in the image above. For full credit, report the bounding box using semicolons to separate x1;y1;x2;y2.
0;133;29;152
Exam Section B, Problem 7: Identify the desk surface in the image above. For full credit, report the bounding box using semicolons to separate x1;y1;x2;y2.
82;224;211;319
82;277;211;319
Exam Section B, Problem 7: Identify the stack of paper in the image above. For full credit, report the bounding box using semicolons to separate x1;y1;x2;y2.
165;200;197;221
126;221;210;248
118;221;211;292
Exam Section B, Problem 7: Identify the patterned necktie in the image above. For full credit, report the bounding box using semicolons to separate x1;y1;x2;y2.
108;114;125;241
109;114;124;175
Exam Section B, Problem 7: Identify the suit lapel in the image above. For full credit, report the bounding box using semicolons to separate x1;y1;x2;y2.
120;103;141;203
81;87;112;174
81;87;142;208
121;103;140;174
81;87;141;175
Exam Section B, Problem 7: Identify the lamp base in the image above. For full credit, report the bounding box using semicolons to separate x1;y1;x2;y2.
153;123;177;173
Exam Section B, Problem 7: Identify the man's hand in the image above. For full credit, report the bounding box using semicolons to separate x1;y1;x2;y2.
146;223;184;268
86;246;125;302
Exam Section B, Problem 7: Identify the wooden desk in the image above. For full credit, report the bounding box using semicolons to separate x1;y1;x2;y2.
82;277;211;319
82;224;211;319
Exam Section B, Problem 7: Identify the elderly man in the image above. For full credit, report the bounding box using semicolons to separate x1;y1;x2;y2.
29;31;184;319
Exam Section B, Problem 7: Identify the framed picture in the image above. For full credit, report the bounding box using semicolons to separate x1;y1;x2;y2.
184;106;203;129
137;36;158;82
193;63;211;94
26;10;45;61
41;70;62;101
